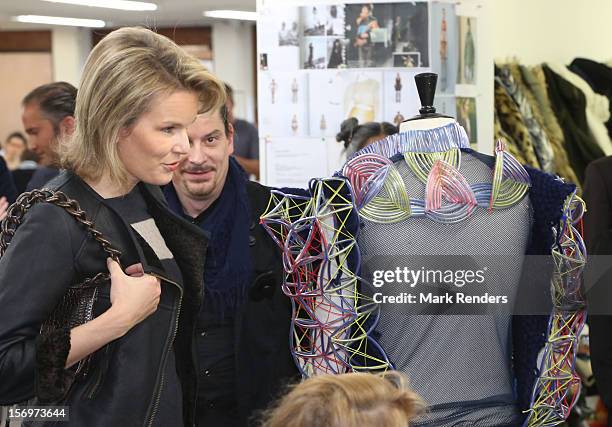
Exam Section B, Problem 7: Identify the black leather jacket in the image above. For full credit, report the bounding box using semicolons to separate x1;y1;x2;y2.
0;171;207;426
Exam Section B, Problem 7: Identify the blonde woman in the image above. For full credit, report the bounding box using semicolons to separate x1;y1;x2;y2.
260;371;425;427
0;27;224;426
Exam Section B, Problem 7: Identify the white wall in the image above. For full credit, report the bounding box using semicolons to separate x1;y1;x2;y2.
51;27;90;86
493;0;612;65
49;24;256;123
212;21;256;123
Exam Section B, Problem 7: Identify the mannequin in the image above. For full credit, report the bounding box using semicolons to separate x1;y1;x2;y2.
354;72;532;425
261;73;585;427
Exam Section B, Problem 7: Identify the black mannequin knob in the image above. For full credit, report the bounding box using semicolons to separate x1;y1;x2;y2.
415;72;437;115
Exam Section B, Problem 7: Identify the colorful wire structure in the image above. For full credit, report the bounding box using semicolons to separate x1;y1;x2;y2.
260;177;392;377
523;192;587;427
343;138;531;225
262;122;585;426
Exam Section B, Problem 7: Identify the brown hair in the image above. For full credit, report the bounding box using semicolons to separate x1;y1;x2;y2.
22;82;77;133
259;371;425;427
61;26;225;187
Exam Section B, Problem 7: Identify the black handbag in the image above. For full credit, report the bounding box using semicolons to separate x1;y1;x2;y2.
0;189;122;378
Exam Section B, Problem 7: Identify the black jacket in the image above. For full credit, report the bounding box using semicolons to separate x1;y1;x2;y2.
0;171;207;427
233;181;300;425
583;156;612;426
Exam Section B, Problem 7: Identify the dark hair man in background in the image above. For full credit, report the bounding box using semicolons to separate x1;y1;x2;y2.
21;81;77;190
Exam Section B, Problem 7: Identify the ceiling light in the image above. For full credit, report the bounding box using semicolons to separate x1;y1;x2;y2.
203;10;257;21
12;15;105;27
40;0;157;11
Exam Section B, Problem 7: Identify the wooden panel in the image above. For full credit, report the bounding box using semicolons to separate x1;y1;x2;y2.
92;26;212;48
0;31;52;52
0;53;53;141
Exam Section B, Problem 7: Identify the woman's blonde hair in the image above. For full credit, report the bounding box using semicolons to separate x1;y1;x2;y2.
260;371;426;427
61;26;225;187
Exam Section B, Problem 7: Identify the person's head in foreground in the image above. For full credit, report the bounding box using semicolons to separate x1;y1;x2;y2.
61;26;225;195
259;371;426;427
337;117;398;157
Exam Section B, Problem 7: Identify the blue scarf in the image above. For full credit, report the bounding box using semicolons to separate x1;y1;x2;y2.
164;157;252;319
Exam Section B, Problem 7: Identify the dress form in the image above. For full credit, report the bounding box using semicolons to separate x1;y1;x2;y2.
356;73;533;425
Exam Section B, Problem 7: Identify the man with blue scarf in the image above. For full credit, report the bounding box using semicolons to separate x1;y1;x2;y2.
163;105;298;426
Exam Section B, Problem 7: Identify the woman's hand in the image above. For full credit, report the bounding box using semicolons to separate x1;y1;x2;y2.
65;260;162;368
106;258;161;333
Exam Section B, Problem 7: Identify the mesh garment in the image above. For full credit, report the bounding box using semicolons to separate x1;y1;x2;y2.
359;153;533;426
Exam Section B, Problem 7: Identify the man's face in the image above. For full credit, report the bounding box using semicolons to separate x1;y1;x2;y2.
172;110;234;207
21;102;59;166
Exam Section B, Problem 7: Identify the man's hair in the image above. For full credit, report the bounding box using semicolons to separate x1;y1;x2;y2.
260;372;425;427
224;82;235;104
22;82;77;133
220;104;231;136
61;26;226;187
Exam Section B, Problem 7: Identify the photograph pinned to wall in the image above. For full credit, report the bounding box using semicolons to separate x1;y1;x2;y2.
257;6;300;70
301;5;326;36
456;97;477;147
326;4;346;36
430;1;459;94
457;16;476;85
327;38;347;69
383;70;421;126
302;37;327;69
278;20;299;46
392;52;420;68
308;70;383;138
259;53;269;70
258;71;309;138
344;2;429;69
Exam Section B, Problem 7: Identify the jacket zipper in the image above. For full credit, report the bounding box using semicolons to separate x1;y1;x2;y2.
86;344;110;398
146;272;183;427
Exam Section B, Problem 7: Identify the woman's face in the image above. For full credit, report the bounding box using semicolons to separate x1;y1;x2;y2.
4;136;26;160
117;90;198;188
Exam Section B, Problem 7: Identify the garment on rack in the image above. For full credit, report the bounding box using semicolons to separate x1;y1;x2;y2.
569;58;612;139
494;78;541;169
494;109;527;165
496;63;555;173
548;63;612;156
543;65;605;182
518;65;580;188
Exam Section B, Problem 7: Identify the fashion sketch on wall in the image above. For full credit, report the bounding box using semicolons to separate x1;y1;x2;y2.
307;70;383;138
344;74;381;123
258;71;309;138
383;70;421;124
430;2;459;94
458;16;476;85
456;97;477;146
344;2;429;69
